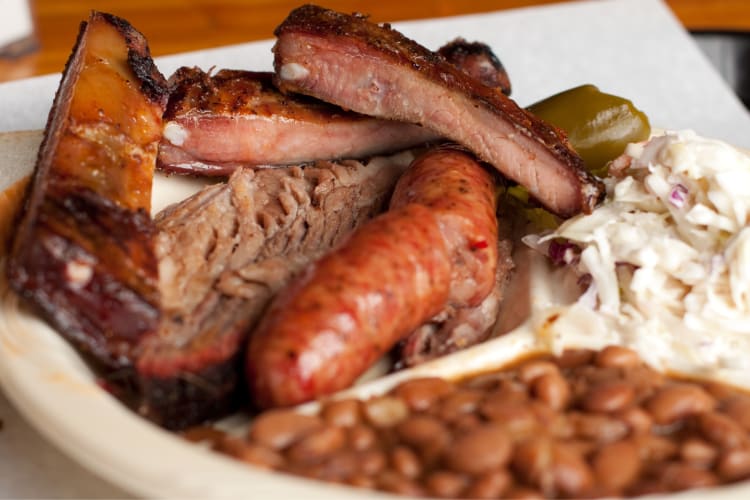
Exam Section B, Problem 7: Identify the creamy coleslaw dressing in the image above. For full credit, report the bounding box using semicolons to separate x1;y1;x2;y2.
527;130;750;381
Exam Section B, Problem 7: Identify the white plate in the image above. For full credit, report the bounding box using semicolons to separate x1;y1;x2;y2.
3;242;750;499
2;0;750;497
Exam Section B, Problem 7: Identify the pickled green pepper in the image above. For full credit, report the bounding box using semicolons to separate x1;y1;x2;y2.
527;84;650;176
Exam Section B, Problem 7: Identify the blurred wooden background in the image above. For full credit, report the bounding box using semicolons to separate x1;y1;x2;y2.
1;0;749;83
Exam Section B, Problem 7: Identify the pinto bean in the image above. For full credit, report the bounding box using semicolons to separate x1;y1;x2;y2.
615;406;653;435
313;451;359;481
504;486;545;499
645;384;716;425
391;446;422;479
485;379;530;404
594;345;641;368
248;410;323;450
217;437;284;469
680;437;718;467
391;377;456;411
348;424;376;451
518;360;560;384
358;449;387;476
555;348;595;368
348;474;375;489
623;365;666;401
723;396;750;431
528;400;558;427
462;470;511;499
438;388;484;422
570;412;628;444
717;447;750;481
532;372;570;410
396;414;449;449
452;412;482;431
552;445;594;497
633;433;679;462
582;380;635;413
704;380;741;400
626;480;670;496
658;462;719;491
425;470;469;498
699;411;748;449
512;437;593;497
591;439;640;490
363;395;409;427
286;425;346;463
321;398;362;427
445;423;512;475
512;436;553;488
464;371;505;391
377;470;426;496
479;400;538;436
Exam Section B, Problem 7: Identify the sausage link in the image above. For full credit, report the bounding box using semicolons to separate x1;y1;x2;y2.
391;145;499;307
247;146;498;408
247;204;451;408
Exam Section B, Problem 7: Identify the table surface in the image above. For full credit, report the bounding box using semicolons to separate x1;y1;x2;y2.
1;0;750;83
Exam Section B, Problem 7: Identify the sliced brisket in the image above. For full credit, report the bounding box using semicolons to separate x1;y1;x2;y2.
134;154;412;427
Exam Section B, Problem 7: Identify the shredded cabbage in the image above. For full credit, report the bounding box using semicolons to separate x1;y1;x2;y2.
526;130;750;372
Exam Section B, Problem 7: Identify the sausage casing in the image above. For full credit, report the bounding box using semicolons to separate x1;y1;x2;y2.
391;145;499;307
247;146;498;408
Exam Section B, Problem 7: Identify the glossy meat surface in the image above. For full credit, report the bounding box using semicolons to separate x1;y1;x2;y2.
399;234;514;367
135;155;411;427
273;4;604;217
7;12;167;367
158;67;437;175
247;146;498;408
390;145;499;307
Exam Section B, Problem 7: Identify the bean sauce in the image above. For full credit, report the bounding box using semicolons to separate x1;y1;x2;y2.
211;345;750;498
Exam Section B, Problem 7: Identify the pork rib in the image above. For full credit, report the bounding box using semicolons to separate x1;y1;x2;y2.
7;12;167;367
158;67;436;175
272;4;604;218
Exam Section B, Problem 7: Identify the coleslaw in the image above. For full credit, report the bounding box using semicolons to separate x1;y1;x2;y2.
526;130;750;375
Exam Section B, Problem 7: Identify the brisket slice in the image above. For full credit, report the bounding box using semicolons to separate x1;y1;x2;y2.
7;12;167;368
157;67;437;175
132;155;412;428
272;4;605;218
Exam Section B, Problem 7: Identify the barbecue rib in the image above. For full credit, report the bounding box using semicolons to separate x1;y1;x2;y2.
158;67;437;175
7;12;167;368
273;4;605;217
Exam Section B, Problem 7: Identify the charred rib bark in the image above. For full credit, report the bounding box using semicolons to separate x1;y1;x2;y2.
7;12;167;367
158;68;436;175
273;5;604;217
